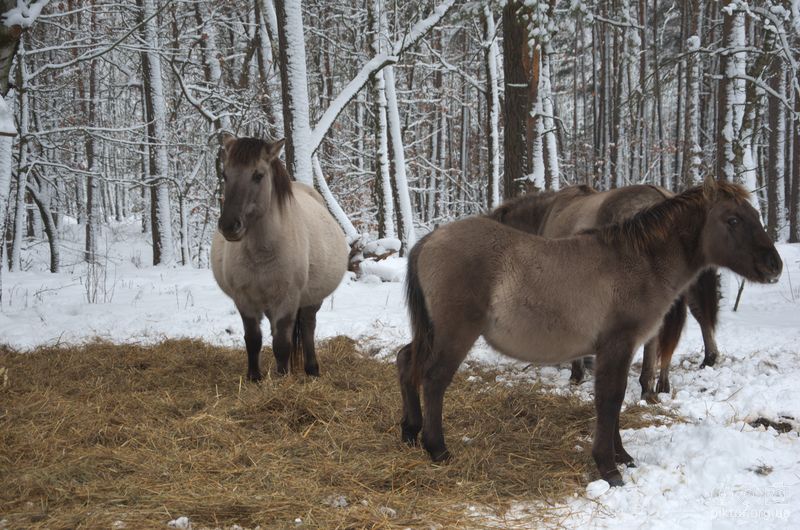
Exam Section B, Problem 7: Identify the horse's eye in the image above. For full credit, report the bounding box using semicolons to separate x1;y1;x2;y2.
727;216;739;227
253;172;263;183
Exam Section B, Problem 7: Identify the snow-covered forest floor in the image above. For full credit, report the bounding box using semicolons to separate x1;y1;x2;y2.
2;220;800;528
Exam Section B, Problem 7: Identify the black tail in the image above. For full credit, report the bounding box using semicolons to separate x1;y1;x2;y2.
406;234;434;386
290;311;305;373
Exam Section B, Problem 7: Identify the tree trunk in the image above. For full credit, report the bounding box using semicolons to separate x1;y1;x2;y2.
482;5;501;207
274;0;313;184
502;1;527;198
139;0;175;266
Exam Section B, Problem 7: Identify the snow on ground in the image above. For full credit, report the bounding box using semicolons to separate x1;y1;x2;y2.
2;220;799;528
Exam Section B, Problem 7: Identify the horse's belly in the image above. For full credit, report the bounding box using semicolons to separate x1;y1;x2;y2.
482;292;597;364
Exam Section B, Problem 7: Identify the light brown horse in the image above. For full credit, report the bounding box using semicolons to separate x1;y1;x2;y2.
211;136;348;380
397;178;781;486
491;184;721;400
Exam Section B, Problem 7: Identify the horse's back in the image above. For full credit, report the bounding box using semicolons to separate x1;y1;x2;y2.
595;185;672;225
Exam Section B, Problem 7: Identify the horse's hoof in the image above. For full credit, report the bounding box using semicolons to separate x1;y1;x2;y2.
655;381;670;394
605;474;624;487
305;365;320;377
700;355;718;368
430;448;451;463
569;375;584;385
616;455;636;467
401;429;420;446
641;391;659;404
247;371;262;383
424;443;451;463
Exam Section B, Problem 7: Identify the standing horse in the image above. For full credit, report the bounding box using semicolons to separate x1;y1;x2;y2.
397;178;781;486
491;184;721;400
211;136;348;380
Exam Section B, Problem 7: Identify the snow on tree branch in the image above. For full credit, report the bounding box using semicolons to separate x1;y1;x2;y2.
2;0;48;28
309;54;397;154
391;0;456;57
308;0;456;155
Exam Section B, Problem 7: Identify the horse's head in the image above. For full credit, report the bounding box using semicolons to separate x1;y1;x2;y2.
218;135;288;242
701;175;782;284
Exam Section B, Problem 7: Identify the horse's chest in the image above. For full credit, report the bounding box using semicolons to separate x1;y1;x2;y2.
221;254;296;311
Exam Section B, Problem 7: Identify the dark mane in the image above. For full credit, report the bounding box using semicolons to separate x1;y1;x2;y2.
591;181;750;253
227;137;293;209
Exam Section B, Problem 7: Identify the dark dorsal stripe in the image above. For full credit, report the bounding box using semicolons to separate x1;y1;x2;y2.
227;137;294;209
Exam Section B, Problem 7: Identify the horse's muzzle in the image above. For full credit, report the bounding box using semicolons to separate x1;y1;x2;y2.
219;218;245;242
757;247;783;284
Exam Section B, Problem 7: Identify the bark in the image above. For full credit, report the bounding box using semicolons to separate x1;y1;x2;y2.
275;0;314;184
139;0;175;265
767;59;786;241
502;0;528;198
482;5;501;207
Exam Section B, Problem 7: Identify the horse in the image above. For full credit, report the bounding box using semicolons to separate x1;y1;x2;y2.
211;136;348;380
397;177;781;486
490;184;721;401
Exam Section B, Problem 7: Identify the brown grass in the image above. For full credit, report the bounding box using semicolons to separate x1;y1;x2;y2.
0;338;666;529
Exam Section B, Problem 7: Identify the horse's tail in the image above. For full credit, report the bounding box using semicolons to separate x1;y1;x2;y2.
290;312;305;373
406;234;434;386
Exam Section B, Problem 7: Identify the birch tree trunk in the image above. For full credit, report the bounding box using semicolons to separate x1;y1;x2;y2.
10;40;29;271
482;5;501;208
717;1;747;186
541;39;559;191
139;0;175;266
383;64;415;252
275;0;313;185
368;0;395;239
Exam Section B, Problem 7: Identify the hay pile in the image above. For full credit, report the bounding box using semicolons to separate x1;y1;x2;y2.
0;337;663;528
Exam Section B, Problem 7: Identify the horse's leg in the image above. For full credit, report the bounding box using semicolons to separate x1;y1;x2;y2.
397;343;422;445
655;298;687;395
688;269;721;368
270;312;296;375
570;359;585;384
421;328;478;463
639;338;658;403
614;416;635;466
593;340;635;487
298;303;322;376
240;312;263;382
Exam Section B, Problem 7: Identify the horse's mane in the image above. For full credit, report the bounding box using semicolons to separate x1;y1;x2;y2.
590;181;750;253
489;185;595;227
227;137;293;209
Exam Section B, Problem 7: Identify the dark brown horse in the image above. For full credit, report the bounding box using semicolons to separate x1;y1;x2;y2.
397;178;781;486
490;184;720;400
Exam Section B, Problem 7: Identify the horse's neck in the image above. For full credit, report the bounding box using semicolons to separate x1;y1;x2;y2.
642;204;707;292
242;200;293;260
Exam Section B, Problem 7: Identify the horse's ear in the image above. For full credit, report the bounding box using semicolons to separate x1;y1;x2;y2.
703;174;718;202
221;133;237;153
264;138;285;161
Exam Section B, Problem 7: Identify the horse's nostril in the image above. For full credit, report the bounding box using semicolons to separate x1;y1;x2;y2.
233;220;242;232
765;250;783;274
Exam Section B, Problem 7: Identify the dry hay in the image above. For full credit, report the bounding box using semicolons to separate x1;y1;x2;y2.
0;337;667;529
